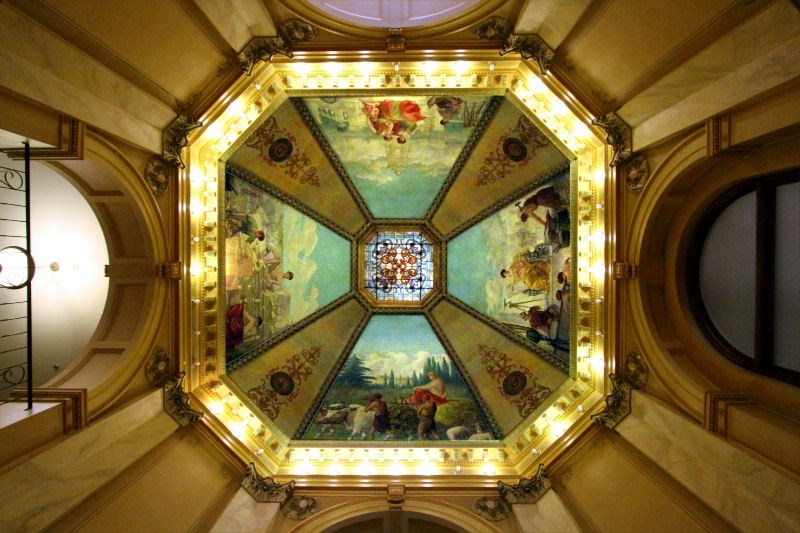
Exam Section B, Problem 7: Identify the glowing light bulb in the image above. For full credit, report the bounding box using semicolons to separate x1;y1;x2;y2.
230;422;245;439
209;402;222;415
189;263;201;276
593;262;606;277
393;62;400;72
594;168;606;182
488;61;495;71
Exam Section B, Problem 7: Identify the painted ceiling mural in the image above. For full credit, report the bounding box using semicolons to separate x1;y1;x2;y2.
300;95;493;218
221;92;574;442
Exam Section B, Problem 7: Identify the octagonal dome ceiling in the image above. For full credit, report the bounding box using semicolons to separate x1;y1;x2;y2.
221;92;573;444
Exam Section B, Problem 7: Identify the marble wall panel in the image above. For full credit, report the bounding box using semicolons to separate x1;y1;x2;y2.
617;391;800;532
512;491;579;533
211;489;280;533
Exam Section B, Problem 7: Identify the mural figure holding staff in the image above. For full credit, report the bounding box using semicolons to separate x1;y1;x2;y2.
365;393;394;440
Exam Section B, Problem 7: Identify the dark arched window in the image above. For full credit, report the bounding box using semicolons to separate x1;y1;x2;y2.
688;169;799;386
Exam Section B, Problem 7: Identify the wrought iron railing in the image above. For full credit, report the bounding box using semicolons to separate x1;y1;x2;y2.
0;143;32;409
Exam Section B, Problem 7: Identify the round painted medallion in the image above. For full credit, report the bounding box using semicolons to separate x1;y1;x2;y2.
269;138;294;162
502;371;527;396
503;138;527;162
270;371;295;396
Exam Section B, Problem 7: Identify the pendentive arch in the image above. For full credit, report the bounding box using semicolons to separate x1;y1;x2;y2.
39;129;169;419
627;126;800;421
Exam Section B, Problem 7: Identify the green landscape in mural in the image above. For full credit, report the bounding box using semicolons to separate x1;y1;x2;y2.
224;167;350;366
303;315;493;441
301;95;492;218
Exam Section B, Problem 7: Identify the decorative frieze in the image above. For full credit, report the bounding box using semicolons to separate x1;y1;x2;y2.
242;462;296;505
497;463;551;504
591;113;632;168
163;115;202;169
163;372;203;426
590;374;632;429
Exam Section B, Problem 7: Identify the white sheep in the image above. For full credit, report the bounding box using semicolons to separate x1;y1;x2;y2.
346;404;375;440
446;426;472;440
468;423;492;440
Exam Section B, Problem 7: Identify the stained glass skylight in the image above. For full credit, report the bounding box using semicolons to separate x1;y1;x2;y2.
361;228;437;305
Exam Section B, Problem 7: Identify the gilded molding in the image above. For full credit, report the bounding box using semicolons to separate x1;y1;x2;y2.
500;34;555;75
625;153;650;192
387;28;405;53
624;351;648;388
158;261;182;279
163;372;203;426
10;387;87;431
279;19;319;43
387;483;405;510
706;113;751;157
704;392;752;436
590;373;631;429
497;463;550;504
612;261;638;280
473;17;512;41
242;462;296;504
473;496;511;522
145;347;171;387
2;116;84;160
145;157;170;195
163;115;202;169
283;496;320;520
591;113;632;168
239;36;293;76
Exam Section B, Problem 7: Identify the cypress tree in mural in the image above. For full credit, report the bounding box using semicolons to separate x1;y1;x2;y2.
336;355;371;389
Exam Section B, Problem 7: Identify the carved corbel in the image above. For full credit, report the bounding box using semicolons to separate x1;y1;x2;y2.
238;37;294;76
472;16;512;41
242;462;296;505
387;28;405;53
591;112;632;168
387;483;405;510
499;34;555;75
163;371;203;426
163;115;202;169
145;156;171;195
625;153;650;192
497;463;551;504
590;373;632;429
279;19;319;44
473;496;511;522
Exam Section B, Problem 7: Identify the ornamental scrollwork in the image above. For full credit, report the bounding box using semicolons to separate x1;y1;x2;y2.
247;347;321;419
242;462;296;505
500;34;556;75
591;113;632;168
473;496;511;522
163;372;203;426
146;347;171;387
590;373;632;429
145;157;170;195
479;345;551;417
163;115;202;169
473;16;512;41
238;36;293;76
498;463;551;504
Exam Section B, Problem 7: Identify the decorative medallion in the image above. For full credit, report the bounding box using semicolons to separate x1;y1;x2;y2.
502;371;527;396
499;34;555;75
245;116;319;186
625;351;649;388
145;347;171;387
590;373;632;429
247;347;321;419
591;113;632;168
473;496;511;522
283;496;319;520
268;138;293;163
479;345;551;416
242;462;296;505
145;157;170;195
503;138;527;162
498;463;551;504
625;153;650;192
163;372;203;426
270;371;295;396
473;17;513;41
279;19;319;43
476;116;549;185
